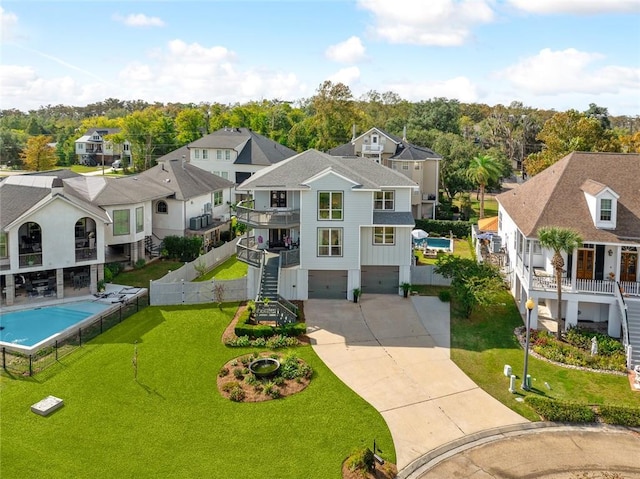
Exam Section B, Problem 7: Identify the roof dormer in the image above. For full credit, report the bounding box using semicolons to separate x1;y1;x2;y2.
581;179;619;230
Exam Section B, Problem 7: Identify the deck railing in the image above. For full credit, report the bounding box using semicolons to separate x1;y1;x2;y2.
531;276;639;297
236;236;263;268
235;202;300;228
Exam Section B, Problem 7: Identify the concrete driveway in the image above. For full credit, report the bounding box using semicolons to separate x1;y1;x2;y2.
305;294;528;470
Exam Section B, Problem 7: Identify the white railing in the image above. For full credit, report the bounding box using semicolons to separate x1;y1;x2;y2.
614;282;632;370
531;276;639;296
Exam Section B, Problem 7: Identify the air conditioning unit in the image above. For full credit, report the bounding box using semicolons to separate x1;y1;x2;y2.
219;213;231;222
490;236;502;253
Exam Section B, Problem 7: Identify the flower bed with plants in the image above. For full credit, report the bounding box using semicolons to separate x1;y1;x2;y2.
217;352;312;402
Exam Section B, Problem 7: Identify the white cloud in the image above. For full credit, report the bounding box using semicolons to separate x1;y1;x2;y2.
357;0;494;46
507;0;640;15
113;13;165;27
1;7;19;43
497;48;640;95
382;76;479;102
325;36;366;63
326;67;361;87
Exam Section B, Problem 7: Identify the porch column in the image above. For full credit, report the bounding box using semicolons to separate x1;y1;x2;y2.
97;263;104;282
90;264;98;294
564;299;579;331
4;274;15;306
56;268;64;299
608;303;621;338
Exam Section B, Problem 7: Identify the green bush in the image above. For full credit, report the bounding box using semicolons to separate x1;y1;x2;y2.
134;258;146;269
218;367;229;377
438;290;451;302
234;307;306;338
162;235;203;262
598;405;640;427
525;396;596;423
346;447;375;473
414;219;471;238
228;386;246;402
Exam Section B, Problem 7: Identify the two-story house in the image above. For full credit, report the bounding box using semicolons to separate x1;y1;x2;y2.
235;149;418;301
187;127;298;200
496;152;640;367
75;128;131;167
328;127;441;219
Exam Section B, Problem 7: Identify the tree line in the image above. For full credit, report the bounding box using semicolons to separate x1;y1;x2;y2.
3;81;639;193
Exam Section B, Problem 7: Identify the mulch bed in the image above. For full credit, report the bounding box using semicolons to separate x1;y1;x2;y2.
341;458;398;479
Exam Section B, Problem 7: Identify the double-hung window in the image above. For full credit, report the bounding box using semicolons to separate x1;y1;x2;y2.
202;149;208;160
214;191;223;206
135;207;144;233
114;210;130;236
600;199;612;221
318;191;343;220
374;191;394;210
216;150;222;160
318;228;342;256
373;227;395;245
0;232;7;258
194;149;200;159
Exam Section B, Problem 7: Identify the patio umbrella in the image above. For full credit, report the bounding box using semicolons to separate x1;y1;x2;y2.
477;232;494;240
411;229;429;240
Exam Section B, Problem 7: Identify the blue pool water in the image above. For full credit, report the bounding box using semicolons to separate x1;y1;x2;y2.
0;302;111;347
415;237;452;249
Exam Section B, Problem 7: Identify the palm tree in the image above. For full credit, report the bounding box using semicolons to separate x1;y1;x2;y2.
537;226;583;340
467;154;502;219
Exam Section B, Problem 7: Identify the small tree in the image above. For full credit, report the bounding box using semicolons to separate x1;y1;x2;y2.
20;135;57;171
467;154;502;219
214;282;226;309
537;226;583;339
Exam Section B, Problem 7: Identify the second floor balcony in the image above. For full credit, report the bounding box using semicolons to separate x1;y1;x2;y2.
236;202;300;228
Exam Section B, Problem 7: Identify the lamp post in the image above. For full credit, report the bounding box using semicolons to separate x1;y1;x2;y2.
522;297;535;390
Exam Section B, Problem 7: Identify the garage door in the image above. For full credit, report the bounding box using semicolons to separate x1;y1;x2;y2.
308;270;348;299
361;266;399;294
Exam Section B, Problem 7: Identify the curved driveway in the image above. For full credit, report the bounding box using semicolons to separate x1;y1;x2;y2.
305;294;528;470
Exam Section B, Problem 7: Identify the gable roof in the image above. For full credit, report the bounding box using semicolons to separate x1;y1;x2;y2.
238;149;418;191
187;127;297;166
138;158;234;201
64;176;174;206
496;151;640;242
327;126;441;161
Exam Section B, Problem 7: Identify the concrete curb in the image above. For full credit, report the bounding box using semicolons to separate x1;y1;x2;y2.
396;422;639;479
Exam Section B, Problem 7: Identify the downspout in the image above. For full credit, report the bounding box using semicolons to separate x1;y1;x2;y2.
433;159;440;219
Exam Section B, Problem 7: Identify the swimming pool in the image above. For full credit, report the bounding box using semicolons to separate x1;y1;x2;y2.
0;301;113;352
415;237;453;250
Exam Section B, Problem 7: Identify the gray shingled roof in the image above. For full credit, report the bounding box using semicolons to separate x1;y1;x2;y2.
496;151;640;241
373;211;415;226
64;176;174;206
187;127;297;166
155;145;190;164
327;126;441;160
0;184;50;229
239;149;418;191
138;158;234;201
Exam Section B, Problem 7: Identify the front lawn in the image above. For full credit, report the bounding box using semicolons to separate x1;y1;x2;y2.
450;290;638;421
0;304;394;478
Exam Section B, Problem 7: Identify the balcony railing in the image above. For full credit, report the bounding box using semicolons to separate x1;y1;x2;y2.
280;248;300;268
75;247;97;262
236;236;263;268
531;276;640;297
362;144;383;153
236;203;300;228
19;252;42;268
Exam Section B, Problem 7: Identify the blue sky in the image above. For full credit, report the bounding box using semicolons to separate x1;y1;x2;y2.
1;1;639;115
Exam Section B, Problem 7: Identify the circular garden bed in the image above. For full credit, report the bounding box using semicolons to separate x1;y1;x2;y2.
217;352;312;402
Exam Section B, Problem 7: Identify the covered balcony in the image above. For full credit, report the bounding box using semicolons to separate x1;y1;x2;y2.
236;201;300;228
236;234;300;268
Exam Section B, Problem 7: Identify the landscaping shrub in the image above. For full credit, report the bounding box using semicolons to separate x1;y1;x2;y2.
218;367;229;377
414;219;471;238
234;307;306;338
346;447;375;473
134;258;146;269
162;235;203;262
525;396;596;423
438;290;451;302
225;335;300;349
228;386;246;402
598;405;640;427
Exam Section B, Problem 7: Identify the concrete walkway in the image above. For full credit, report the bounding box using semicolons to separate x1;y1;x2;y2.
305;294;528;470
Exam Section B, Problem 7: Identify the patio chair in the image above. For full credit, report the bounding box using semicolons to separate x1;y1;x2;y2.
25;282;39;298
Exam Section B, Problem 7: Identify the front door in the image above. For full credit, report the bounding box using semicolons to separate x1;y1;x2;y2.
621;250;637;282
576;249;594;280
269;229;289;249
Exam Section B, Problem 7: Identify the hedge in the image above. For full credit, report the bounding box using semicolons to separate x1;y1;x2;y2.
598;405;640;427
414;219;472;238
525;396;596;423
234;308;306;338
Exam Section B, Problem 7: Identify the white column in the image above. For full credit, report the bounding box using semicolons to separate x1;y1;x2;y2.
608;302;621;338
565;299;579;330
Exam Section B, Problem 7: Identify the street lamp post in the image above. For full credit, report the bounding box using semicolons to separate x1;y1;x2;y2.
522;297;535;390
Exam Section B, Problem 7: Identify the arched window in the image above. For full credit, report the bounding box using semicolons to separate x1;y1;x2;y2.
157;201;168;214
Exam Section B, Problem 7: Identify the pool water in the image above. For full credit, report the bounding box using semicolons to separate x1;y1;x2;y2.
415;237;452;250
0;302;111;347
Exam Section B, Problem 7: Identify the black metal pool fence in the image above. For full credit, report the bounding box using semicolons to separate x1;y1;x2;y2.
1;292;148;377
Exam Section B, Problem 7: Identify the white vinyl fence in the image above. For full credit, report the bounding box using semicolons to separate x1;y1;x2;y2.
411;265;452;286
150;241;248;305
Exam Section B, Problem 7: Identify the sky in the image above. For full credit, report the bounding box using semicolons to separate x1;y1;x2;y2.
1;0;639;116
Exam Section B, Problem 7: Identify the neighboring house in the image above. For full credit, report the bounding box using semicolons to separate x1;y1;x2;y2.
0;163;234;306
235;149;418;301
186;127;297;198
75;128;131;167
137;157;235;250
496;152;640;366
328;127;441;219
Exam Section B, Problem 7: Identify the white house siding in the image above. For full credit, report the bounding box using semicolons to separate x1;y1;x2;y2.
152;198;184;239
8;198;106;271
360;227;411;266
299;174;369;271
104;201;152;246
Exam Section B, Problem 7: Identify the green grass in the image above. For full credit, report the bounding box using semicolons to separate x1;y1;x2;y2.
113;260;184;288
0;304;394;478
415;238;474;265
450;290;638;420
195;255;248;281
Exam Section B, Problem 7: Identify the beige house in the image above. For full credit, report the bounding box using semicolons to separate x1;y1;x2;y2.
328;127;441;219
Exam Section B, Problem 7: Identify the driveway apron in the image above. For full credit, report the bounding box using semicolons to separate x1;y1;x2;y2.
305;294;528;470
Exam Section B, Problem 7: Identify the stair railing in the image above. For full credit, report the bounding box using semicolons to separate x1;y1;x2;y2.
615;281;632;370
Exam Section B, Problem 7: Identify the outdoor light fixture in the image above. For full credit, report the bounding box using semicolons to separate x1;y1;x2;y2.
608;249;613;257
522;297;535;391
